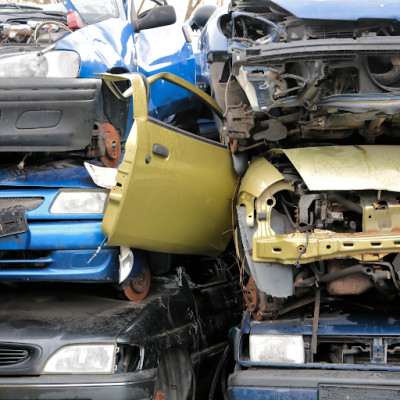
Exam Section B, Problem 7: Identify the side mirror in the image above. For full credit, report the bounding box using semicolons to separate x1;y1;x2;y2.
136;5;176;32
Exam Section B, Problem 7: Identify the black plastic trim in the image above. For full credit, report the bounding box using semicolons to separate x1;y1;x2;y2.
0;78;101;152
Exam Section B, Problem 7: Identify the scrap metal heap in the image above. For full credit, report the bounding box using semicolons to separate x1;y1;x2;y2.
202;0;400;319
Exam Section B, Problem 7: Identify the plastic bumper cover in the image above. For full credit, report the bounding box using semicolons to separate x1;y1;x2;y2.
228;368;400;399
0;370;156;400
0;77;101;152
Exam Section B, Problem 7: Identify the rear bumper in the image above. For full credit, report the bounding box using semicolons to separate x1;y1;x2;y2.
0;371;156;400
228;368;400;399
0;77;101;152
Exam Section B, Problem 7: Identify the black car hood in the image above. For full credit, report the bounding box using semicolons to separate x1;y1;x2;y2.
0;284;144;342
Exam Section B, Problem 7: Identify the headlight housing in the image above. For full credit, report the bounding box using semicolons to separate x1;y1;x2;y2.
0;50;80;78
249;334;305;364
43;344;117;374
50;189;108;214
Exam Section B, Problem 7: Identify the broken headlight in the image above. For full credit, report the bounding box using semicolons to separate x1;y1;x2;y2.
249;334;305;364
50;189;108;214
0;50;80;78
43;344;117;374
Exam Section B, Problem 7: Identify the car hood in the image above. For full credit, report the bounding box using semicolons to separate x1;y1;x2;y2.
0;284;144;342
249;309;400;336
280;145;400;192
263;0;400;21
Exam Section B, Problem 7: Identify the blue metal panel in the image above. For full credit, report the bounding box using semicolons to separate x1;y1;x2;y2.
0;248;145;282
0;165;96;189
136;22;196;119
56;10;197;120
56;18;136;78
0;221;104;250
0;249;119;282
271;0;400;21
199;7;229;54
249;312;400;336
228;387;317;400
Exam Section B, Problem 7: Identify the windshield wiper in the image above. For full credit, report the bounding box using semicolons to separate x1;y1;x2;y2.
0;3;42;10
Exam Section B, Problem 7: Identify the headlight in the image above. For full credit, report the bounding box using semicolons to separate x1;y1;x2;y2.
50;189;108;214
249;334;304;364
0;50;80;77
43;344;117;374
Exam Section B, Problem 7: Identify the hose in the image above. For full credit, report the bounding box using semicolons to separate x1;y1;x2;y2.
327;192;362;214
318;264;373;283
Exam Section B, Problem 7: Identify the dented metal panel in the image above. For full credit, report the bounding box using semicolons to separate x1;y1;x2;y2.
102;73;237;256
283;146;400;192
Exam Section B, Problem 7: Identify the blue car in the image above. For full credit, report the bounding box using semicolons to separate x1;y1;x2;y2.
0;158;150;295
229;305;400;399
0;0;197;162
0;0;208;291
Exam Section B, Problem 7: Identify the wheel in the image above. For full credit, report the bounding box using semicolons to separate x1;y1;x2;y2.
123;263;151;301
153;347;195;400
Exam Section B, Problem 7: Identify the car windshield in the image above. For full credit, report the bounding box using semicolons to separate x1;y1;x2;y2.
0;1;119;23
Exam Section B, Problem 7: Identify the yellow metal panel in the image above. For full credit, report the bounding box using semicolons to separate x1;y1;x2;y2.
102;73;237;256
253;230;400;264
283;145;400;192
239;157;284;198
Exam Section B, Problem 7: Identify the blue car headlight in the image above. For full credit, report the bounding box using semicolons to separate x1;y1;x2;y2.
249;334;305;364
50;189;109;214
0;50;80;78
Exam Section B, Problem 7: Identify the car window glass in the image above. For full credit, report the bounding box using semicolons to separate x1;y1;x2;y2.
67;0;119;22
13;0;120;22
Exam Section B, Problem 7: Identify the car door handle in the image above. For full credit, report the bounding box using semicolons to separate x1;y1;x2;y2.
152;144;169;158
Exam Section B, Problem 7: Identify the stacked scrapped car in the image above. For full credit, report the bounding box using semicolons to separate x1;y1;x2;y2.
192;2;400;397
199;0;400;315
0;0;202;293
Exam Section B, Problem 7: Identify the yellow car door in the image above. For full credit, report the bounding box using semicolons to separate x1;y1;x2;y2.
101;72;238;256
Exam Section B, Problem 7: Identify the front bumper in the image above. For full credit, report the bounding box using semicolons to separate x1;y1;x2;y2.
0;220;146;282
0;371;156;400
0;220;121;282
228;368;400;399
0;77;101;152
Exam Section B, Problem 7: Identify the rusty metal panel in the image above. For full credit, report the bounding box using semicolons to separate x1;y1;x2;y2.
326;260;373;295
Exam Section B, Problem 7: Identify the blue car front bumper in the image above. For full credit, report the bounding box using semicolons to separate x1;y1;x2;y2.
0;186;146;282
228;368;400;399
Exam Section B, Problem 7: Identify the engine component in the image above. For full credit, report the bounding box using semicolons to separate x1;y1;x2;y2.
326;260;374;295
226;102;254;140
243;276;285;319
99;123;121;168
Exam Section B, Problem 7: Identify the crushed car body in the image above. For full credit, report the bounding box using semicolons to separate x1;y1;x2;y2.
0;157;149;285
0;1;211;288
228;304;400;399
190;2;400;397
195;0;400;316
0;0;197;156
101;71;238;257
0;261;241;399
203;0;400;152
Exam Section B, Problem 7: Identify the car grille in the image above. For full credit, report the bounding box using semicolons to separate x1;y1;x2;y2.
0;197;43;211
0;346;29;366
0;250;51;269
